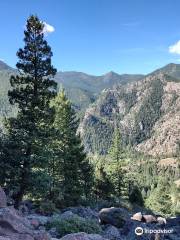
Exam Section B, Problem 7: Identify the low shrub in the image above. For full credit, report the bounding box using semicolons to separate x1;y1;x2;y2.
46;216;102;237
39;200;58;215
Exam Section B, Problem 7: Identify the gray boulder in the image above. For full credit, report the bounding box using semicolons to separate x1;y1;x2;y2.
166;216;180;227
99;207;128;228
65;207;98;221
103;225;121;240
27;214;50;226
0;207;50;240
0;207;32;236
59;211;77;220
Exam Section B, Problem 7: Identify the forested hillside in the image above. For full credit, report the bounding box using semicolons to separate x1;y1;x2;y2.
0;65;17;129
79;72;180;158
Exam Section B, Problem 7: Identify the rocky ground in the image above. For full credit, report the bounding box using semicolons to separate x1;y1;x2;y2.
0;187;179;240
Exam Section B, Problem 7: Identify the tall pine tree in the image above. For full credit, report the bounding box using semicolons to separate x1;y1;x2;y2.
94;165;114;201
109;125;129;201
0;15;57;207
50;90;94;206
146;177;172;216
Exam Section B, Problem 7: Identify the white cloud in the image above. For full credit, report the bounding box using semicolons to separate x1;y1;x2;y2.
169;40;180;54
43;22;55;34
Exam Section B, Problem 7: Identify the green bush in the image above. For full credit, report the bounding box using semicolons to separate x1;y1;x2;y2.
46;216;102;237
39;200;58;215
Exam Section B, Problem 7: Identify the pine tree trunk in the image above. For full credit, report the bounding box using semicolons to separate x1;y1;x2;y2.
14;147;31;208
14;189;24;209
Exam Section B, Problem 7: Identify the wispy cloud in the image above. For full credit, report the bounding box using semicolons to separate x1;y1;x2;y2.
43;22;55;34
169;40;180;54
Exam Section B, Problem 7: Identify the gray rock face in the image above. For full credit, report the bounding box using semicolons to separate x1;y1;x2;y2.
99;207;128;228
59;232;107;240
0;187;7;208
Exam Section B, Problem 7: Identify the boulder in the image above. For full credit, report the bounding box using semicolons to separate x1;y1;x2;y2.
131;212;142;222
166;216;180;227
27;214;49;225
59;232;107;240
157;216;166;225
0;207;32;236
120;219;157;240
0;190;52;240
103;225;121;240
65;207;98;221
99;207;128;228
30;219;40;229
9;234;34;240
0;207;51;240
0;187;7;208
33;230;51;240
59;211;76;220
142;214;157;223
48;227;58;238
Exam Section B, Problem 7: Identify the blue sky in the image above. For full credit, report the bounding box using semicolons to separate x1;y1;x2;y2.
1;0;180;75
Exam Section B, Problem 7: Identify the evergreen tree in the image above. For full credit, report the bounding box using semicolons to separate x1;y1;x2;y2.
129;185;144;206
109;125;129;201
94;165;114;201
0;15;57;207
50;90;94;206
145;178;172;216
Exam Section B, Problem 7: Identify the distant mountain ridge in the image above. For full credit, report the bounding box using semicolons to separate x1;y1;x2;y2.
0;61;144;116
150;63;180;79
55;71;144;114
